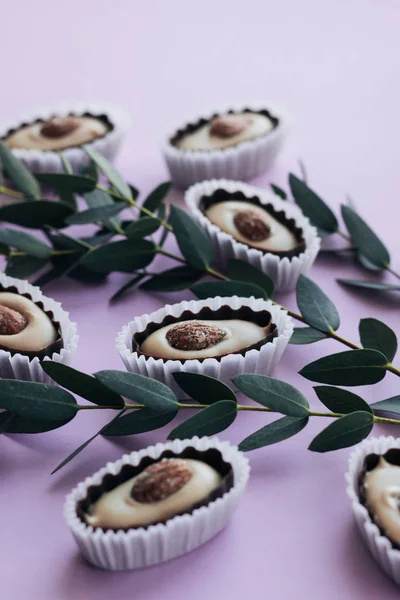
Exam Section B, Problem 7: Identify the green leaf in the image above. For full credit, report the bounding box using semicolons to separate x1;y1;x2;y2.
337;279;400;292
168;400;237;439
0;228;52;259
309;411;374;452
141;266;203;292
81;239;155;273
95;371;177;413
300;349;387;386
172;372;237;404
289;173;338;233
359;318;397;363
289;327;327;345
370;396;400;415
102;407;177;436
81;231;115;246
0;141;40;199
0;200;74;229
83;188;121;232
239;416;308;451
125;217;160;239
192;280;266;300
0;380;77;420
41;362;124;408
36;173;96;194
341;205;390;269
140;182;171;217
169;205;213;270
65;202;126;225
84;146;132;201
314;386;373;414
296;274;340;332
109;273;147;303
0;412;74;434
226;259;274;298
233;374;309;417
5;255;48;278
357;253;383;272
270;183;287;200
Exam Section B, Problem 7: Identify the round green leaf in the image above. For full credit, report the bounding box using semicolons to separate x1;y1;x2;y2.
172;372;237;405
0;411;74;434
168;400;237;439
359;318;397;362
239;416;308;452
84;146;132;201
370;396;400;416
141;266;203;292
226;259;275;298
169;205;213;270
300;349;387;386
36;173;96;194
192;280;266;300
337;279;400;292
290;327;327;345
309;411;374;452
0;142;40;199
0;380;77;420
81;239;155;273
0;228;52;259
125;217;160;239
296;274;340;333
95;370;177;412
270;183;287;200
5;255;48;278
0;200;74;229
102;407;177;436
289;173;338;233
140;182;171;217
341;205;390;269
233;374;309;416
313;386;372;414
65;202;126;225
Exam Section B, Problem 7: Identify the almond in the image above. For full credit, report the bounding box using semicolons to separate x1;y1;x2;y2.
210;114;250;138
0;305;28;335
166;321;226;351
131;458;193;503
234;210;271;242
41;116;80;138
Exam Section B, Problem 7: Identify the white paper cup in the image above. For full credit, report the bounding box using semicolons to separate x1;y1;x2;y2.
185;179;321;292
0;273;78;382
162;104;290;189
116;295;293;395
0;101;131;173
64;436;250;570
346;436;400;585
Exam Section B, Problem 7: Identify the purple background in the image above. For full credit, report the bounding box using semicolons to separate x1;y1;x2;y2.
1;1;400;597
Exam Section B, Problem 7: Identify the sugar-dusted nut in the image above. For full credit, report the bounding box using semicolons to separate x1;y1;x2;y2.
166;321;226;351
210;114;251;138
131;458;193;503
233;210;271;242
41;116;80;138
0;305;28;335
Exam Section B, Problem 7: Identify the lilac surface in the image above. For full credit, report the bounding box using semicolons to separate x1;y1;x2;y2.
1;0;400;597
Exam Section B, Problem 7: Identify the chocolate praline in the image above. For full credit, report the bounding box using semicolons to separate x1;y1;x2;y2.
78;447;234;531
200;188;306;258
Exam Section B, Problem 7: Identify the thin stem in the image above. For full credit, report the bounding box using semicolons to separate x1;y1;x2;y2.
0;185;23;199
386;266;400;282
156;247;186;264
337;230;352;242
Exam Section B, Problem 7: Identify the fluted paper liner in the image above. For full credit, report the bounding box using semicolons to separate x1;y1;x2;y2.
163;103;290;188
0;101;131;173
0;273;78;382
185;179;321;292
116;295;293;395
64;437;250;570
346;436;400;585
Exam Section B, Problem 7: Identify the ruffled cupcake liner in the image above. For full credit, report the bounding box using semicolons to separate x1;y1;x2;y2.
64;436;250;570
185;179;321;292
346;436;400;585
0;101;131;173
0;273;78;382
162;104;291;189
116;295;293;395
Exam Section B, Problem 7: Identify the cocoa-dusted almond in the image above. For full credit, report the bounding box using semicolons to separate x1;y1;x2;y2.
131;458;193;503
233;210;271;242
0;305;28;335
166;321;226;351
41;116;80;138
210;114;250;138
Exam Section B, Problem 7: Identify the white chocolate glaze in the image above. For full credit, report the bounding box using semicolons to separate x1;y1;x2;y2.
5;117;109;151
364;457;400;545
0;292;57;352
175;113;273;151
205;200;298;252
139;318;268;360
85;459;221;529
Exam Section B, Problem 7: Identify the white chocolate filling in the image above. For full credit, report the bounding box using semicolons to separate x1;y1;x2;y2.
0;292;57;352
175;113;273;151
364;457;400;545
5;117;109;151
205;200;298;252
139;318;268;360
85;459;221;529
